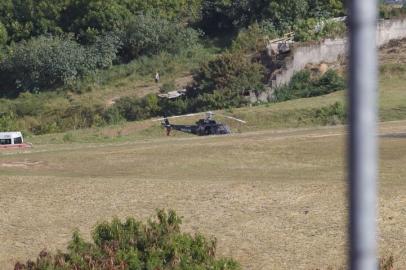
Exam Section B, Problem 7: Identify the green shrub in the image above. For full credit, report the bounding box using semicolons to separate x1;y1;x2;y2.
61;0;131;43
379;4;406;19
0;35;119;96
62;132;75;142
0;0;67;43
158;97;189;116
0;36;86;95
293;18;346;42
119;14;200;62
319;20;346;39
194;52;265;96
0;22;7;46
113;96;149;121
160;81;177;93
0;112;17;131
14;210;240;270
188;91;249;112
231;21;279;53
274;69;345;102
313;101;346;125
103;107;125;125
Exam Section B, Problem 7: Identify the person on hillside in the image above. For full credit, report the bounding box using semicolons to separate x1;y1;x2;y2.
155;71;160;84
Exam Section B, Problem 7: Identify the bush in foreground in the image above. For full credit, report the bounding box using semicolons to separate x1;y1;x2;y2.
14;209;240;270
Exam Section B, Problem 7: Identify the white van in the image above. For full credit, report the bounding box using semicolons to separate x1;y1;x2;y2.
0;132;24;145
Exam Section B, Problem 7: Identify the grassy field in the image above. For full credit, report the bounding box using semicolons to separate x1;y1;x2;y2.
1;119;406;269
25;69;406;146
1;41;406;269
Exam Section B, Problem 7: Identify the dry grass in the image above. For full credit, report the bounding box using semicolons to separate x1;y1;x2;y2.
1;121;406;269
1;37;406;270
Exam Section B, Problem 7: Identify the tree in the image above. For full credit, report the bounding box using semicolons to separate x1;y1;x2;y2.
194;52;265;96
0;35;119;96
0;0;68;43
119;14;200;61
61;0;131;43
0;22;7;46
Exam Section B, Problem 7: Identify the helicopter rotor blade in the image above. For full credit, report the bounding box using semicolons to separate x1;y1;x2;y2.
152;111;246;124
215;113;247;124
152;113;204;122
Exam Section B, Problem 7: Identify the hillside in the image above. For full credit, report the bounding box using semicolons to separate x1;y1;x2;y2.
0;0;353;135
25;36;406;145
2;1;406;269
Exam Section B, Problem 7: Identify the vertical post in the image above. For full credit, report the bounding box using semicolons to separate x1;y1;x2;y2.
348;0;379;269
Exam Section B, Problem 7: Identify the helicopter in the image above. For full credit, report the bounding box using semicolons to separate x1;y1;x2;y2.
153;111;246;136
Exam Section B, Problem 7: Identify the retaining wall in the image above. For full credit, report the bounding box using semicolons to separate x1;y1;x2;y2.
257;19;406;102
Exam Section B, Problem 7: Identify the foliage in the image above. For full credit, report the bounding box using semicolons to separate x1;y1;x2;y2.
0;0;202;45
293;18;346;42
199;0;345;36
158;98;190;116
14;210;240;270
0;22;7;46
379;4;406;19
0;35;119;96
60;0;132;43
188;91;249;112
0;0;68;43
0;92;107;135
119;14;201;62
273;69;345;102
312;101;346;125
193;52;266;96
0;36;85;95
160;81;177;93
121;0;203;23
231;21;279;53
0;112;18;131
113;96;148;122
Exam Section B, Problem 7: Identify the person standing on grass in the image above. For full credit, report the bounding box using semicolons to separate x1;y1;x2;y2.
155;71;160;83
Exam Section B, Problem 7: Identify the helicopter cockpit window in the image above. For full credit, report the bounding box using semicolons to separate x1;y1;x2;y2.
0;139;12;145
14;137;22;144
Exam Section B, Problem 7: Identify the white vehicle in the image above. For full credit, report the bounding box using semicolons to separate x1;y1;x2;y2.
0;132;30;149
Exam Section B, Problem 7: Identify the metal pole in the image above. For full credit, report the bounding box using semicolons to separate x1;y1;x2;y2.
348;0;379;269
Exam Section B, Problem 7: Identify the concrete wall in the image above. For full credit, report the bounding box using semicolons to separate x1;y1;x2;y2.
257;19;406;102
377;19;406;46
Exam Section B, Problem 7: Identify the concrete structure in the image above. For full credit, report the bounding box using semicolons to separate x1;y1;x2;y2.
253;19;406;102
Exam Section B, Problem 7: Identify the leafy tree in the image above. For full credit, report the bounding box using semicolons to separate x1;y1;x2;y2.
119;14;200;61
0;35;119;96
122;0;203;23
199;0;345;35
193;52;266;96
0;0;68;43
60;0;202;43
61;0;131;43
0;22;8;46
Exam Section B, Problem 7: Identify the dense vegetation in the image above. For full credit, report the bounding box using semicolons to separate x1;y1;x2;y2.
14;209;239;270
273;70;346;102
0;0;373;135
0;0;346;94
